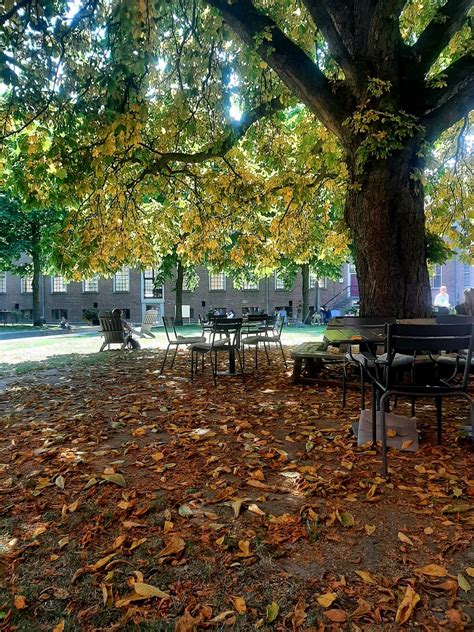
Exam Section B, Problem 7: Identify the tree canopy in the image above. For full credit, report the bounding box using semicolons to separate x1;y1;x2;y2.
0;1;472;315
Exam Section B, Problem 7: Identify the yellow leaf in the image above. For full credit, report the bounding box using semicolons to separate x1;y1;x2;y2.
354;570;376;584
157;535;185;558
248;503;265;516
395;585;420;625
230;596;247;614
457;574;471;592
133;582;169;599
466;567;474;577
365;524;376;535
151;452;164;462
52;621;65;632
88;553;117;571
415;564;447;577
317;592;337;608
236;540;251;557
401;439;413;450
398;531;414;546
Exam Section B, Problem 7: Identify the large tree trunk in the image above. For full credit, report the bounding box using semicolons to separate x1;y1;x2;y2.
31;223;42;326
301;264;309;322
344;146;432;318
174;260;184;326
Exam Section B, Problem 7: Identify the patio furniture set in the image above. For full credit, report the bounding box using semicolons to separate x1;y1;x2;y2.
293;314;474;476
161;314;286;384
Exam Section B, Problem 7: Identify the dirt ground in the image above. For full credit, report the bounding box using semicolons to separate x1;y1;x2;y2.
0;347;473;631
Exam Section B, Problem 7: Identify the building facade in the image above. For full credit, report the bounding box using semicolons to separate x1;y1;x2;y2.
0;266;349;324
0;258;471;324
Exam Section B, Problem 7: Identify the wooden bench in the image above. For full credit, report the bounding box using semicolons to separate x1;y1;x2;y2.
291;341;345;384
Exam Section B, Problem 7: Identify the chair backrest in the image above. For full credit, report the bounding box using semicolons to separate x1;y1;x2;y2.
386;323;473;389
99;316;125;344
247;314;267;322
211;318;243;347
330;316;396;328
436;314;474;325
162;316;175;343
141;309;158;333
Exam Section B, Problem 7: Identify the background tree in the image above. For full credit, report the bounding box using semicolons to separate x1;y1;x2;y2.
0;195;66;325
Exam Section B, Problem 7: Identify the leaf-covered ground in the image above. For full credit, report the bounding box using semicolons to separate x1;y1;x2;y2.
0;348;473;631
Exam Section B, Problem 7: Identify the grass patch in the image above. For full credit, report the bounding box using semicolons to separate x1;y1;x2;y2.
0;351;108;377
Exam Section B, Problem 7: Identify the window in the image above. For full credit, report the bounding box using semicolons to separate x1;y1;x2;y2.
463;264;472;288
0;272;6;293
431;265;442;289
241;280;259;290
309;271;317;289
83;277;99;293
318;277;328;289
114;267;130;292
51;276;67;293
21;276;33;293
274;274;285;290
143;268;163;298
52;308;68;320
209;273;226;291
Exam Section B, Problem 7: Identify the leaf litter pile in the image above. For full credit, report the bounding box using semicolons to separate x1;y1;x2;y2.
0;349;473;631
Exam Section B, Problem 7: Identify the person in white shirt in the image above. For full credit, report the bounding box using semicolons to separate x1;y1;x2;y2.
434;286;450;309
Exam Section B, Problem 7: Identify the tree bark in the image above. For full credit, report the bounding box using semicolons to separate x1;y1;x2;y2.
174;260;184;326
301;264;310;323
344;145;432;318
31;221;42;326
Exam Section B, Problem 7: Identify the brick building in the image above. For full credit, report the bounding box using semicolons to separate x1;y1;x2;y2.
0;265;349;324
0;258;471;324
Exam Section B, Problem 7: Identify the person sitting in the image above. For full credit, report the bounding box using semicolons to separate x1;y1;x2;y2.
226;309;236;319
59;316;73;332
112;308;140;349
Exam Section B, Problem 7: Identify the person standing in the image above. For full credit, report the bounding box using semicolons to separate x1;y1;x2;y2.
434;286;450;310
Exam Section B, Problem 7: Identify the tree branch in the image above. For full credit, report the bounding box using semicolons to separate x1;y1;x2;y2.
411;0;473;76
0;0;31;28
141;97;285;178
425;54;474;112
301;0;357;89
424;60;474;142
204;0;350;138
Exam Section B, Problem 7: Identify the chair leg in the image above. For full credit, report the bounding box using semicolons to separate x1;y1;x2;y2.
411;398;416;417
371;382;377;447
99;342;107;352
236;349;244;381
263;341;271;365
160;344;171;374
278;341;287;368
380;393;389;479
436;398;442;444
190;351;194;382
342;363;347;408
360;365;365;410
255;343;258;369
170;346;179;369
210;352;217;385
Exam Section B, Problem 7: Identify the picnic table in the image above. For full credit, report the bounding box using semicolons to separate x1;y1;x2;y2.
290;341;337;384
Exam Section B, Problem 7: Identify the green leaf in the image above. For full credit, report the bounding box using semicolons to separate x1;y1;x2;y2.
265;601;279;623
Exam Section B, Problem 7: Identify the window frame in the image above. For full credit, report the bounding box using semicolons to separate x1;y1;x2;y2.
113;267;130;293
51;276;67;293
431;265;442;289
21;276;33;294
209;273;226;291
241;280;259;291
274;273;287;291
82;277;99;293
463;264;472;289
143;268;164;299
0;271;6;294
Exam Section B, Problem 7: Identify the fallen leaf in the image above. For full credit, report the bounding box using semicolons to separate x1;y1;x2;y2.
401;439;413;450
415;564;447;577
133;582;169;599
324;609;348;622
178;505;193;518
457;574;471;592
395;585;420;625
157;535;185;558
266;601;279;622
364;524;376;535
101;473;126;487
52;622;65;632
13;596;26;610
291;599;306;629
230;596;246;614
337;510;355;527
54;475;65;490
442;502;470;514
151;452;164;462
398;531;414;546
466;567;474;577
248;503;265;516
236;540;251;557
317;592;337;608
354;570;376;584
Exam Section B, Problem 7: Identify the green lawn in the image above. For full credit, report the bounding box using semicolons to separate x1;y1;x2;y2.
0;324;326;376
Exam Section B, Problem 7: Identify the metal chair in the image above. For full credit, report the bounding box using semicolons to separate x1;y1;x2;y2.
368;323;474;477
190;318;244;385
160;316;205;373
242;317;286;370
